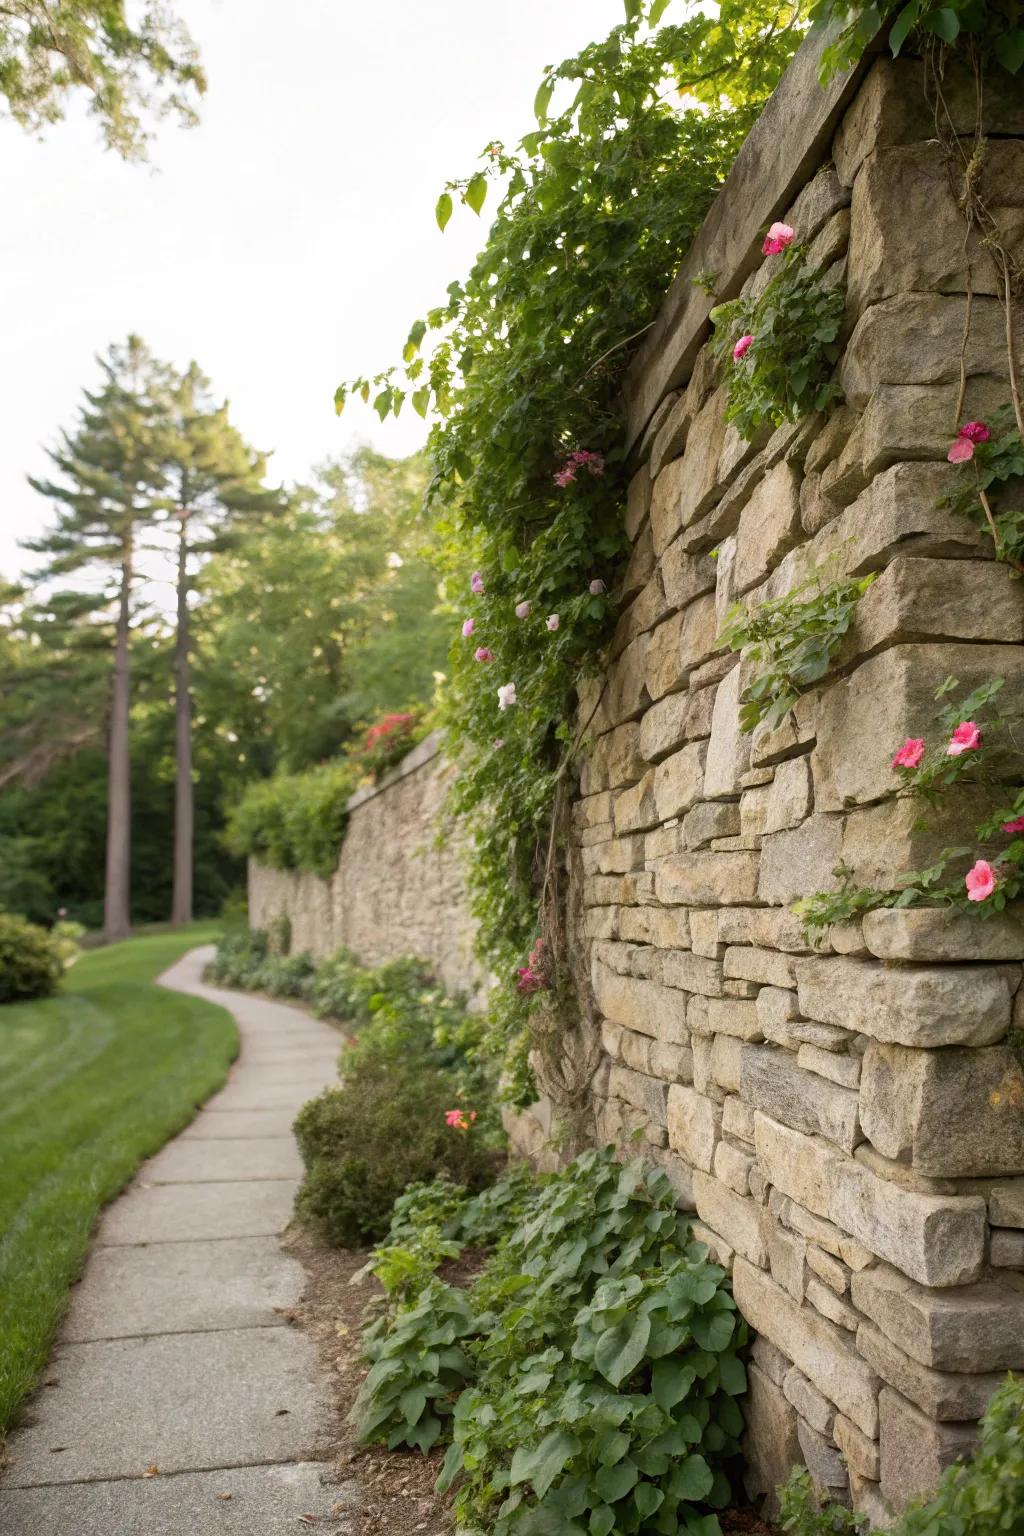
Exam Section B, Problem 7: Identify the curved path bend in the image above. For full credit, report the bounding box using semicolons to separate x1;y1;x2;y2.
0;945;358;1535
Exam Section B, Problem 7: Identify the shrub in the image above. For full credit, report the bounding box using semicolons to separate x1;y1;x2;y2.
293;1058;497;1247
0;913;64;1004
204;927;269;988
250;951;316;1000
359;710;425;780
777;1374;1024;1536
224;759;358;876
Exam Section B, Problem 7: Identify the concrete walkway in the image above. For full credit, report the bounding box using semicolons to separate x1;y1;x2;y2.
0;946;357;1535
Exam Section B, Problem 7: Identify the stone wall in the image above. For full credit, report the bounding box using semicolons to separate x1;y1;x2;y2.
523;37;1024;1527
248;733;482;999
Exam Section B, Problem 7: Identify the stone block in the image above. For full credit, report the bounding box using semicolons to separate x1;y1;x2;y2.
784;1366;835;1436
733;1258;881;1437
862;907;1024;962
841;293;1014;411
724;945;795;989
597;835;645;875
650;456;687;557
644;595;719;700
653;740;707;821
754;1114;844;1221
767;1216;808;1302
991;1229;1024;1268
795;955;1015;1048
606;635;651;725
807;1278;859;1332
608;1065;668;1126
764;755;813;833
688;908;723;958
714;1138;753;1194
612;769;658;835
639;692;693;762
989;1181;1024;1228
797;1419;849;1491
648;1040;693;1083
706;998;763;1040
743;1362;803;1505
878;1388;978;1512
859;1322;1007;1422
756;985;800;1042
722;1094;755;1144
834;1412;880;1483
616;1027;654;1075
655;850;760;906
618;905;691;950
604;722;647;790
666;1084;720;1171
682;799;741;848
797;1044;861;1089
806;1247;850;1294
810;461;987;581
592;963;689;1044
861;1041;1024;1178
852;1261;1024;1373
733;461;802;594
657;950;724;997
676;387;731;530
649;395;691;482
621;523;657;605
661;544;717;611
684;683;717;741
758;815;843;906
702;663;752;799
625;467;652;542
741;1045;861;1154
845;557;1024;661
831;1160;987;1288
693;1171;767;1266
719;906;815;953
710;1033;743;1092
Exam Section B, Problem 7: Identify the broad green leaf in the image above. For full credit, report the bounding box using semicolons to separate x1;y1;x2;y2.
465;173;487;215
922;5;960;40
691;1310;734;1352
652;1357;693;1411
589;1507;615;1536
593;1457;639;1503
996;27;1024;70
717;1353;747;1396
671;1453;714;1502
649;0;673;22
509;1429;581;1499
399;1385;427;1424
435;191;453;231
411;387;430;419
594;1314;651;1386
635;1482;665;1518
534;77;554;123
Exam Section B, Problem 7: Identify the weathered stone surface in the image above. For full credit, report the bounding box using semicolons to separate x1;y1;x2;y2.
845;557;1024;660
655;850;760;906
830;1160;987;1288
795;955;1015;1048
733;1259;881;1437
683;799;741;848
724;946;795;989
834;1412;880;1483
841;293;1014;410
640;693;690;762
661;544;717;611
666;1085;720;1171
608;1065;668;1126
797;1419;849;1491
592;963;689;1044
703;664;752;799
618;905;691;950
693;1171;767;1265
878;1388;978;1511
862;907;1024;962
807;1277;860;1332
758;815;843;906
741;1045;861;1154
625;467;652;541
860;1041;1024;1177
851;1262;1024;1372
612;769;658;834
806;1246;848;1296
606;635;651;725
733;461;802;594
719;906;815;952
650;456;688;556
644;596;719;699
706;998;763;1040
784;1366;834;1436
859;1320;1008;1422
657;950;723;997
797;1044;861;1089
991;1229;1024;1268
989;1181;1024;1228
767;1216;808;1301
743;1363;803;1506
649;396;692;482
653;740;707;821
714;1137;753;1194
710;1032;743;1092
755;1114;843;1221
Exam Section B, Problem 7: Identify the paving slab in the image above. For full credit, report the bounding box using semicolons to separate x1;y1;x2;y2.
180;1109;300;1139
0;1463;359;1536
97;1179;299;1245
61;1236;305;1341
142;1136;304;1183
203;1082;333;1112
2;1328;334;1486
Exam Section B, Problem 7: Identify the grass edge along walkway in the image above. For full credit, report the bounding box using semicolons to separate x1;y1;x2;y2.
0;925;238;1440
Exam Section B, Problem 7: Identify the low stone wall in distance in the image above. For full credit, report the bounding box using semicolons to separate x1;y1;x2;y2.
248;733;481;999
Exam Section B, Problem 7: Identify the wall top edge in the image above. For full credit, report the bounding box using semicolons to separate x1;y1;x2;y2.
623;22;876;452
344;728;444;813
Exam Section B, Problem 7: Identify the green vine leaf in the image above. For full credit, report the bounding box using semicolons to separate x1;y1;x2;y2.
435;191;453;231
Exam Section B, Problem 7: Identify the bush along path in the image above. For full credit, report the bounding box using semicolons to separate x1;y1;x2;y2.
0;945;358;1536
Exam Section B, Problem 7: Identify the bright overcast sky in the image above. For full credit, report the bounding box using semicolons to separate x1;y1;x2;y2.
1;0;626;581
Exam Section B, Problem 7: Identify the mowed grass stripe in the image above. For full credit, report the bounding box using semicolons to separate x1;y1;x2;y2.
0;926;238;1438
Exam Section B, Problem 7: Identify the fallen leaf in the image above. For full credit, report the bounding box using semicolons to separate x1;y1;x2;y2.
216;1492;233;1501
143;1465;159;1478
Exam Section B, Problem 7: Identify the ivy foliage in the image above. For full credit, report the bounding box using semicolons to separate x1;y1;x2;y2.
719;570;876;732
336;0;806;1098
710;242;844;439
352;1148;747;1536
810;0;1024;81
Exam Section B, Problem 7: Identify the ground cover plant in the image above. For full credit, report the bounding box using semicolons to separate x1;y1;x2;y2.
351;1150;748;1536
0;912;65;1003
0;923;234;1438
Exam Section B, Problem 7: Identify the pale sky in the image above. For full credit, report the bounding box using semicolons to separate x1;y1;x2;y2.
1;0;625;581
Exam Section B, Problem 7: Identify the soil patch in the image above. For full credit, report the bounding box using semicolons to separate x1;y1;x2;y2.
285;1223;779;1536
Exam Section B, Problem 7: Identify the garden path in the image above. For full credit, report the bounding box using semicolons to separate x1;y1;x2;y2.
0;945;359;1535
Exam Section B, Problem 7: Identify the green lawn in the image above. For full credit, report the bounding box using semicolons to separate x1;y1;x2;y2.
0;925;239;1438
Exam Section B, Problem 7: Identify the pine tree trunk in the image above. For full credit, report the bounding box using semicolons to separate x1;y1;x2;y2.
104;540;133;941
171;518;193;927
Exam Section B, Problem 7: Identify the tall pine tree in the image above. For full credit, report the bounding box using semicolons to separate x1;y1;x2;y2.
26;336;166;940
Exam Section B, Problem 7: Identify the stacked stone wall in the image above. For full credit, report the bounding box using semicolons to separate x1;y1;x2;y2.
540;44;1024;1526
248;733;481;999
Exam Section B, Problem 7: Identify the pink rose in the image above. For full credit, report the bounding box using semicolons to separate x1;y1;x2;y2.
589;579;606;595
546;614;560;631
494;738;504;749
1001;815;1024;835
514;600;531;619
965;859;997;902
947;721;981;756
474;646;494;663
445;1109;477;1131
892;738;925;770
762;221;795;255
733;334;754;361
470;570;485;594
462;618;475;638
958;421;991;444
947;437;975;464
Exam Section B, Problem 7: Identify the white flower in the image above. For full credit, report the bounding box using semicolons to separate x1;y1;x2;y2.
497;682;517;711
514;600;532;619
546;614;560;631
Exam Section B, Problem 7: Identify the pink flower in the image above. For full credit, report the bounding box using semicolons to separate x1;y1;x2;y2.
589;579;606;595
514;600;532;619
762;221;795;255
445;1109;477;1131
733;334;754;361
470;570;485;594
965;859;997;902
462;618;475;638
546;614;560;631
516;966;549;995
494;738;504;749
553;449;604;486
958;421;991;444
947;721;981;756
1001;815;1024;835
892;738;925;770
947;437;975;464
474;646;494;663
497;682;517;711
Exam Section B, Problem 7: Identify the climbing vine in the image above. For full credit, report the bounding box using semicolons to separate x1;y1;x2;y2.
335;0;805;1103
